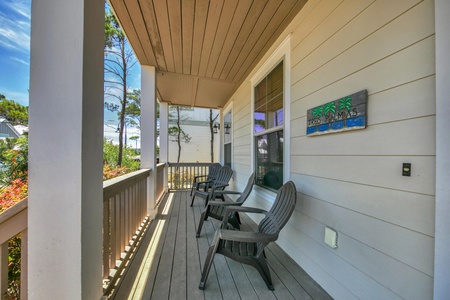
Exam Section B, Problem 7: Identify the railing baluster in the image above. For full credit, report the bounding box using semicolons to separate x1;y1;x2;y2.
0;242;7;297
166;162;217;191
20;229;28;300
103;199;110;278
102;169;152;296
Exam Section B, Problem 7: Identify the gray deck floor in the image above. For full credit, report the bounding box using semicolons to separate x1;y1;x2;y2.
111;191;332;300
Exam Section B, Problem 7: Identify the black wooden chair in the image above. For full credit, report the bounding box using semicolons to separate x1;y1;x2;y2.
198;181;297;291
190;165;233;207
196;172;255;237
190;163;221;196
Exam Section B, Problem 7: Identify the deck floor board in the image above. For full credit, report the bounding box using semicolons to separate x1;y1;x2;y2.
111;191;332;300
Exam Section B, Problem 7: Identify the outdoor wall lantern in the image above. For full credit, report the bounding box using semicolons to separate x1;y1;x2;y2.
213;123;220;134
224;124;231;134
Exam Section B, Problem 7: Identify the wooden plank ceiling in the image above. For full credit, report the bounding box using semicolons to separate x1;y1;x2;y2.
108;0;307;109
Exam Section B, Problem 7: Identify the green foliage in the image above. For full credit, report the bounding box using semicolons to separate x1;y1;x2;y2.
104;9;125;49
0;136;27;300
104;8;137;166
0;137;28;185
125;89;141;127
103;138;140;171
0;94;28;125
7;236;21;298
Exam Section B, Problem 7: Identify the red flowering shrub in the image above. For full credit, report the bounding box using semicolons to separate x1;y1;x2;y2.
103;164;129;180
0;177;28;213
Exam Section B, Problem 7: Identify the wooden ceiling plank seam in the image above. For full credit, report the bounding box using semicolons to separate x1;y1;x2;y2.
125;0;158;66
190;77;199;107
191;0;210;76
181;0;195;74
234;0;305;83
211;0;253;79
153;0;176;72
138;0;168;71
167;0;183;74
205;0;239;78
218;0;270;80
197;0;224;77
109;1;149;65
226;0;285;81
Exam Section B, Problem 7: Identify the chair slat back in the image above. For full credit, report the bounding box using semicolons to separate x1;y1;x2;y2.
207;163;222;180
235;172;255;204
211;165;233;187
258;181;297;235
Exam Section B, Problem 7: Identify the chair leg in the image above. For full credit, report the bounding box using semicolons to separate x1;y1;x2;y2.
190;194;196;207
199;244;217;290
204;194;210;207
196;209;207;237
255;257;274;290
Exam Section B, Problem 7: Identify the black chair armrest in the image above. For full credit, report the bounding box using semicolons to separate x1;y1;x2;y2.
218;229;277;243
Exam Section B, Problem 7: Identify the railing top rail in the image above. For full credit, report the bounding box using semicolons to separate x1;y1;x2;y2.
167;162;217;167
0;197;28;226
103;169;151;200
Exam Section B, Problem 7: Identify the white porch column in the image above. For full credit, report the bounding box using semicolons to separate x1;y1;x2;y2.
159;102;169;190
141;66;158;218
434;0;450;298
159;102;169;163
28;0;104;299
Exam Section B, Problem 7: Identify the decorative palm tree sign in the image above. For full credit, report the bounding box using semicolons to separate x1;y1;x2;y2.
306;89;368;136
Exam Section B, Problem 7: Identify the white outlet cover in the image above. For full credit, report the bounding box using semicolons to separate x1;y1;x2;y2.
324;227;338;249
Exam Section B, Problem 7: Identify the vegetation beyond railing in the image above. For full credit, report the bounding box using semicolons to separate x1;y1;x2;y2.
102;169;151;295
167;162;216;190
0;168;165;299
0;198;27;299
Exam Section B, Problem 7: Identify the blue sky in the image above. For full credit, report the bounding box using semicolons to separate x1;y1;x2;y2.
0;0;31;106
0;1;142;146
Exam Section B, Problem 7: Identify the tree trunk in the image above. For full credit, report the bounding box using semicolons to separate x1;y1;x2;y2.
176;106;181;163
210;109;214;162
117;39;128;166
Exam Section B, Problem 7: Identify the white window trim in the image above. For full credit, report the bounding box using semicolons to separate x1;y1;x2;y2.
222;101;233;168
250;35;291;197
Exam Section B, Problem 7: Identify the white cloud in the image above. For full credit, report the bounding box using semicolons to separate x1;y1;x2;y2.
10;56;29;66
0;0;31;53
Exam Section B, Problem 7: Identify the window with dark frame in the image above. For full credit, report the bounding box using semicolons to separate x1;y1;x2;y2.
224;111;232;168
254;61;284;191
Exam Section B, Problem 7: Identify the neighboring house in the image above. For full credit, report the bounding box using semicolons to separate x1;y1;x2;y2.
168;107;219;162
0;117;26;139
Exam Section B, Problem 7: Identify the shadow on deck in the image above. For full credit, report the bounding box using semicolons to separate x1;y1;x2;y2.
110;191;332;300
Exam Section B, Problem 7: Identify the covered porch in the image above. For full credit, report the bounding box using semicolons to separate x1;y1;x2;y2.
109;190;331;300
13;0;450;299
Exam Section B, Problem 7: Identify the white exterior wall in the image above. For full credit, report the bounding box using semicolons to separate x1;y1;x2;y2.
226;0;436;299
168;123;220;162
167;108;220;163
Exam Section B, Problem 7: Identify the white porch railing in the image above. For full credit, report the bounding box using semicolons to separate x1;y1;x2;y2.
167;162;216;190
0;198;28;300
102;168;158;295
